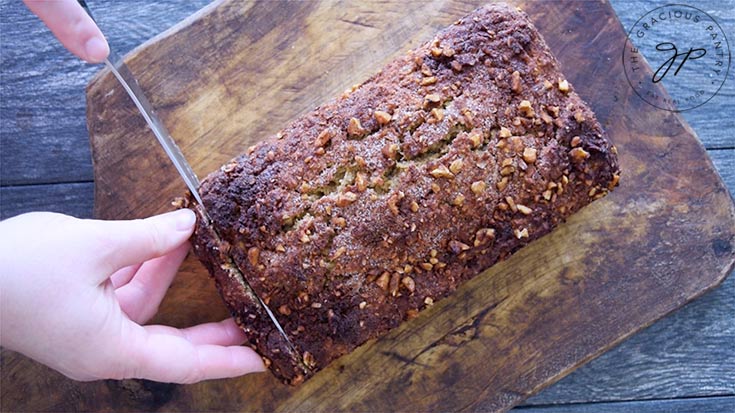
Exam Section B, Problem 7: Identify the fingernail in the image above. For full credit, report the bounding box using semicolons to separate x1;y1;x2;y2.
84;36;109;63
172;209;197;231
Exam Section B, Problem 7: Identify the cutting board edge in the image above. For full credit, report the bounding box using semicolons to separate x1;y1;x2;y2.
85;0;226;93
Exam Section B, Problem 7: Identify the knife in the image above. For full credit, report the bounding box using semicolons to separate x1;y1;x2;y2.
77;1;294;348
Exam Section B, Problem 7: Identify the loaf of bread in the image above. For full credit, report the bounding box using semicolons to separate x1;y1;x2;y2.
185;3;620;384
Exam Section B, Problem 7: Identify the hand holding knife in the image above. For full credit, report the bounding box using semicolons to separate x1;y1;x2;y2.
76;0;294;348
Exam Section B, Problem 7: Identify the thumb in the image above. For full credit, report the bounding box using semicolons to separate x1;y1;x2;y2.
82;209;196;282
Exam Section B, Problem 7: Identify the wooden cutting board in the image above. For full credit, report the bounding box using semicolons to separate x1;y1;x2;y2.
3;0;734;411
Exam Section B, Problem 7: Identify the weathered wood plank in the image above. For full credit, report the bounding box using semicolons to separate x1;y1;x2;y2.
0;0;212;186
0;182;94;220
521;266;735;405
515;396;735;413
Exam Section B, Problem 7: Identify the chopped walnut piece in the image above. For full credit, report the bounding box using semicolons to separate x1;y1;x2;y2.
514;228;529;239
496;177;509;191
522;147;537;164
336;191;358;206
499;126;512;138
429;108;444;122
402;276;416;293
449;240;471;254
558;79;570;93
420;76;437;86
509;136;524;153
315;129;332;147
452;194;465;207
548;105;560;117
471;181;487;194
300;233;310;243
387;192;402;215
247;247;260;267
424;297;435;306
374;110;392;125
570;147;591;162
442;47;455;57
505;196;518;212
355;172;368;192
332;216;347;227
574;111;585;123
431;182;441;193
430;47;443;57
420;262;433;271
500;166;515;176
278;304;292;316
359;301;367;310
543;79;553;90
375;272;390;291
516;204;533;215
450;61;463;71
588;187;598;197
468;131;483;148
347;117;365;137
501;158;514;167
511;70;522;93
541;111;553;124
410;201;419;212
570;136;582;147
430;164;454;178
518;100;534;117
301;352;316;369
609;174;620;189
221;161;238;173
425;93;442;104
543;189;553;201
276;244;286;252
474;228;496;247
382;143;399;160
449;159;464;174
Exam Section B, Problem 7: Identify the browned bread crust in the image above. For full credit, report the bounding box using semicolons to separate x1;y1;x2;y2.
187;3;620;384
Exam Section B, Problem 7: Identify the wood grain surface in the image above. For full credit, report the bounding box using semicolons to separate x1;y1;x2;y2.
3;0;732;410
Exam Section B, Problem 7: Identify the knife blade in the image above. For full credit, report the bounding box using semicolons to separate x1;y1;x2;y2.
78;0;204;208
78;1;294;349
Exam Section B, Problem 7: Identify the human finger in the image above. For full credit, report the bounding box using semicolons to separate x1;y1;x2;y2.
144;318;247;346
24;0;109;63
77;209;195;282
115;242;190;324
110;263;142;288
124;325;265;383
